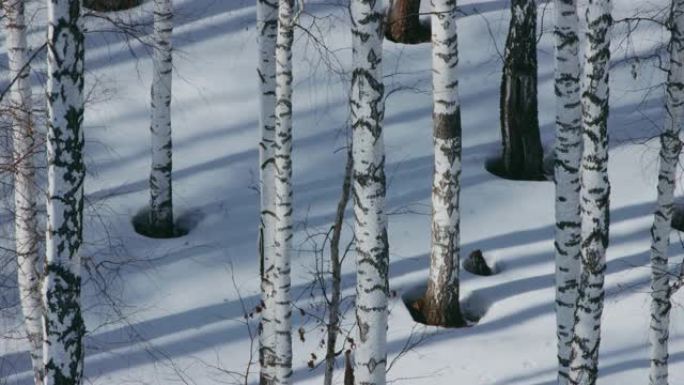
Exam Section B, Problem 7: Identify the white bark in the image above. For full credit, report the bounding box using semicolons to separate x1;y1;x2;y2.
257;0;278;384
648;2;684;384
423;0;464;327
568;1;612;384
272;0;294;383
351;0;389;384
43;0;86;384
149;0;174;235
4;1;44;383
5;0;40;372
552;0;581;383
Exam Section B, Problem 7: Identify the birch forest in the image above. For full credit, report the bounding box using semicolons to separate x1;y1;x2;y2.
5;0;684;385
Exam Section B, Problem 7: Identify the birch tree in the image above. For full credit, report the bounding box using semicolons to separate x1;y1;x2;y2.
648;1;684;384
149;0;174;237
4;1;44;383
552;0;582;383
422;0;465;327
568;1;612;384
499;0;544;180
324;148;353;385
257;0;278;383
43;0;87;384
271;0;295;383
351;0;389;384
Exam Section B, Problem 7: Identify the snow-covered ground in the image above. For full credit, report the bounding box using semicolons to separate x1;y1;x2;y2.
2;0;683;384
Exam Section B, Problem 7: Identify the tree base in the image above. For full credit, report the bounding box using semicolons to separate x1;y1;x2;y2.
412;296;467;327
402;286;486;328
484;155;548;182
132;207;203;239
384;22;431;45
83;0;142;12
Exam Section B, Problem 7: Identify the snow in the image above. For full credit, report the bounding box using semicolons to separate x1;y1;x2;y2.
2;0;684;384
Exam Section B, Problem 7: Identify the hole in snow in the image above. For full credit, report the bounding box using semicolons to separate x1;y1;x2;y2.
131;207;204;239
484;155;552;182
83;0;143;12
401;284;487;328
672;202;684;232
460;291;491;322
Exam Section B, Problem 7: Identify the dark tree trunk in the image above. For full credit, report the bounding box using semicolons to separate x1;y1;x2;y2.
324;148;352;385
83;0;142;12
343;350;354;385
499;0;544;180
385;0;431;44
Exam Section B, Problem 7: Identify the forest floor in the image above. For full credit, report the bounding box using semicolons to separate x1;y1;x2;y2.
1;0;683;384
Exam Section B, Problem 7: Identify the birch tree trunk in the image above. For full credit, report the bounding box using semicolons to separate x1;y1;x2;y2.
499;0;544;180
568;1;612;384
4;1;44;383
257;0;278;384
648;2;684;384
324;148;353;385
552;0;582;383
272;0;294;383
43;0;86;384
149;0;174;237
384;0;431;44
422;0;465;327
351;1;389;384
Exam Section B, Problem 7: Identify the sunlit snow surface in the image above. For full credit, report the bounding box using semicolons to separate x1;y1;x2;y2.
1;0;683;384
